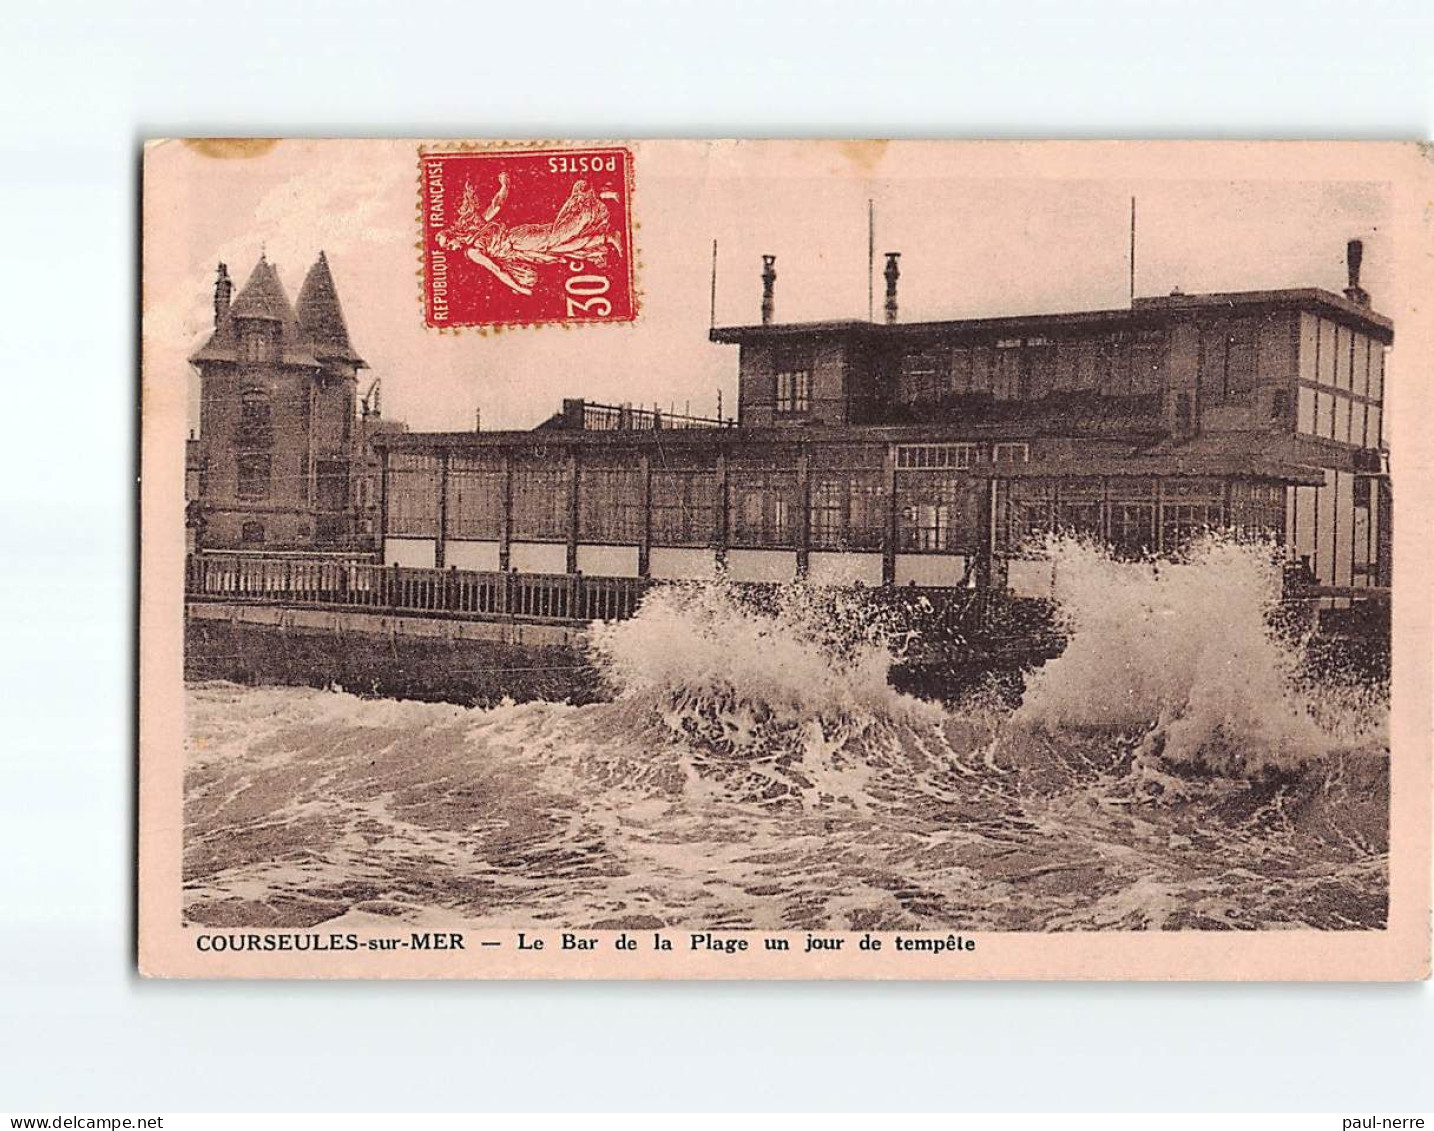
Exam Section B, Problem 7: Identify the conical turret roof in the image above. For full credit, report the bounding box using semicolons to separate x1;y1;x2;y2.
227;257;295;322
297;251;366;366
190;255;320;367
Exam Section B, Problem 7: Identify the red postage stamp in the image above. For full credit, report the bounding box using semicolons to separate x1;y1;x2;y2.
420;146;636;329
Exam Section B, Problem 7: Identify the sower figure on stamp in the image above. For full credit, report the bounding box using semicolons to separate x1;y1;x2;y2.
437;173;623;296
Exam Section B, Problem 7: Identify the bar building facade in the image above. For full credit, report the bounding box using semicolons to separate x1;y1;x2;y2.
375;244;1393;596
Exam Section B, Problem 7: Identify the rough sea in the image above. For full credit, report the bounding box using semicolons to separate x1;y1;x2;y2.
183;537;1389;932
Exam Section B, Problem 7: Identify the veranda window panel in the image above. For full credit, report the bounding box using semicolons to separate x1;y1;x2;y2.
846;475;886;551
578;467;645;543
650;469;716;546
730;470;798;547
511;466;570;540
808;477;844;549
896;473;966;553
449;468;504;540
385;454;439;536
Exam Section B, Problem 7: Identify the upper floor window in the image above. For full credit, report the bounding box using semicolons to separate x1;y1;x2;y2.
1271;388;1290;422
774;344;811;414
993;338;1023;400
1025;337;1056;398
1175;392;1192;432
895;442;975;471
236;453;272;499
1199;320;1258;404
238;324;273;363
898;349;946;403
1129;329;1167;395
992;442;1030;465
238;388;272;447
1353;475;1373;509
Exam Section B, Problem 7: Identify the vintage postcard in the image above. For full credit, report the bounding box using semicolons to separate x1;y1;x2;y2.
139;139;1432;979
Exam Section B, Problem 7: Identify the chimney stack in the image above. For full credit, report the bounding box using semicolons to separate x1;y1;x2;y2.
883;252;901;325
213;262;233;329
1344;239;1370;307
760;255;776;326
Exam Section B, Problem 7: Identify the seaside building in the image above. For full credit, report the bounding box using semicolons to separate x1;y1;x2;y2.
189;253;381;550
370;241;1391;595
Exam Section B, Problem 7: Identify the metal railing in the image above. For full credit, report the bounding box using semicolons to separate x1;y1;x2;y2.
573;398;737;432
186;553;1017;629
186;555;653;624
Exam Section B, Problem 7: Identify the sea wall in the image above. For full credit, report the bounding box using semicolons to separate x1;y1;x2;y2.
184;603;604;706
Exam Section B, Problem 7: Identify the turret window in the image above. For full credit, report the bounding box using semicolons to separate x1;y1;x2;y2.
238;389;273;447
239;325;273;363
236;453;272;499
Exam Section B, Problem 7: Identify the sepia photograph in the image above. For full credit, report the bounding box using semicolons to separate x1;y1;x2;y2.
138;138;1430;979
7;0;1434;1116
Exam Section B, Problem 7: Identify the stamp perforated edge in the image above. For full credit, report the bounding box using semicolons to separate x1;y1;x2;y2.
415;140;641;336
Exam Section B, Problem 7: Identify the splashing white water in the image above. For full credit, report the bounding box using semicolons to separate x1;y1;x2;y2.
182;539;1390;931
1015;534;1380;774
586;581;947;809
589;580;939;727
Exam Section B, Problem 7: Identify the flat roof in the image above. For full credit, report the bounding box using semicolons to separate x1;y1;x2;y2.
709;287;1393;345
374;419;1169;451
374;426;1324;484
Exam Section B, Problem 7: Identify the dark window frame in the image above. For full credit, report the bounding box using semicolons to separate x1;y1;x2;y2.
774;344;812;415
235;452;272;500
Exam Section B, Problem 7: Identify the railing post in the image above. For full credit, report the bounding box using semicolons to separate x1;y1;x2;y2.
796;447;810;579
638;452;651;579
499;454;513;573
973;475;994;590
715;450;729;570
566;452;580;575
436;451;449;570
883;444;898;587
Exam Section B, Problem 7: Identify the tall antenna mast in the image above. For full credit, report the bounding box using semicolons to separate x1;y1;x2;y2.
1129;196;1137;306
709;238;718;330
867;199;875;322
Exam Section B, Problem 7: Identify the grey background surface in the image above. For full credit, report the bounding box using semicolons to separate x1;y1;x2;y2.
1;0;1431;1112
